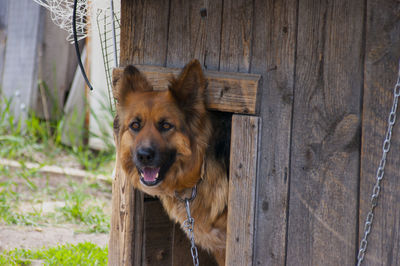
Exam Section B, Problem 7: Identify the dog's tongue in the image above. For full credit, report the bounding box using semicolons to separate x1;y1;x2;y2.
142;167;160;182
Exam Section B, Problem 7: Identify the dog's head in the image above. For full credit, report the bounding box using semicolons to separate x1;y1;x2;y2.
112;60;211;196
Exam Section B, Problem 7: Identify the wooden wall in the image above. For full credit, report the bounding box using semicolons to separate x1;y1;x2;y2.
115;0;400;265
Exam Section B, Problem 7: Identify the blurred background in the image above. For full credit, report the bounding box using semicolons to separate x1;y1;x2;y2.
0;1;120;264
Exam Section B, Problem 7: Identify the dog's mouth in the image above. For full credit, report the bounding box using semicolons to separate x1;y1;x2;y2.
138;167;163;186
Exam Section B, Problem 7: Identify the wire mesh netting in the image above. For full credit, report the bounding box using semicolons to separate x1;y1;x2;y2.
33;0;120;112
96;8;120;113
33;0;90;42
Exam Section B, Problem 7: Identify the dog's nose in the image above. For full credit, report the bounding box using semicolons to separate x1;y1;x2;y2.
137;147;155;165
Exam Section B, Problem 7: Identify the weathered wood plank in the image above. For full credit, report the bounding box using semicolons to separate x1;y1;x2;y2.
119;0;170;67
216;2;256;264
226;115;260;266
108;171;121;266
170;223;218;266
359;0;400;265
219;0;253;73
251;0;297;265
113;65;260;114
167;0;222;70
109;156;141;266
287;0;364;265
109;1;171;265
140;201;219;266
142;200;173;265
1;0;43;123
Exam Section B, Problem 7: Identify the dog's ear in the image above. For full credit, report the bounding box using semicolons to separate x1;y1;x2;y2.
169;60;207;114
112;65;152;104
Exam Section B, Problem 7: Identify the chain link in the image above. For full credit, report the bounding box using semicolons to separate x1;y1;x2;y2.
184;199;200;266
357;60;400;265
175;185;200;266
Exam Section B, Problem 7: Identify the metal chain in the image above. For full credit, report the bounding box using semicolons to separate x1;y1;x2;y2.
357;60;400;265
184;199;200;266
175;185;200;266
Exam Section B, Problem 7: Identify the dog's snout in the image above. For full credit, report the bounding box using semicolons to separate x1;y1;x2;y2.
137;147;155;164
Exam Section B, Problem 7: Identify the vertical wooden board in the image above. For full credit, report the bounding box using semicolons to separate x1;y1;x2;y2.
119;0;170;67
109;159;142;266
167;0;222;70
287;0;364;265
171;223;218;266
108;165;121;265
1;0;43;122
360;0;400;265
250;0;297;265
226;115;260;266
142;200;173;265
132;189;145;266
219;0;253;73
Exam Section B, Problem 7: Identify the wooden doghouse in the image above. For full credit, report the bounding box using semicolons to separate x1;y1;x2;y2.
109;0;400;265
109;64;260;265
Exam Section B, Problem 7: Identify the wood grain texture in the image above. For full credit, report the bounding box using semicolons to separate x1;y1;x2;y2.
113;65;260;114
108;156;142;266
142;200;173;266
226;115;260;266
1;0;43;123
167;0;222;70
359;0;400;265
287;0;364;265
171;221;218;266
219;0;253;73
119;0;169;67
250;0;297;265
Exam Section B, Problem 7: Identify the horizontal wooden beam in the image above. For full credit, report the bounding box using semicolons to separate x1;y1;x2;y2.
114;65;261;114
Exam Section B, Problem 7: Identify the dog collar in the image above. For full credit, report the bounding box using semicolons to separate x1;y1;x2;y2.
174;157;205;202
175;184;197;202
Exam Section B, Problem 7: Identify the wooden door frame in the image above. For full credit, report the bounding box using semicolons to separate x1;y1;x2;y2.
108;65;261;266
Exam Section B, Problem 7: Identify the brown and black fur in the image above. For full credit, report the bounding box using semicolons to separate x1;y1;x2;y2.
112;60;229;265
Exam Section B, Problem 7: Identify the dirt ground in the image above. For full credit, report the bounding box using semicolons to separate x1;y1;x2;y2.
0;159;113;253
0;225;108;252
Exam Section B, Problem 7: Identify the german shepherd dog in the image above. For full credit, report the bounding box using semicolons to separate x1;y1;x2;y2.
112;60;229;265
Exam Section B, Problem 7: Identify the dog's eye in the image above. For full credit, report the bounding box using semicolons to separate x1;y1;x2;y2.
160;121;174;131
130;121;141;131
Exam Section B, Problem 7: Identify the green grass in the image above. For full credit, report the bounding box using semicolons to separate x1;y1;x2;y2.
0;242;107;266
0;94;115;173
58;183;110;233
0;82;113;264
0;165;110;233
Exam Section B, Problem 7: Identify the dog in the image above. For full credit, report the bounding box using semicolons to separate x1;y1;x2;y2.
112;60;229;265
